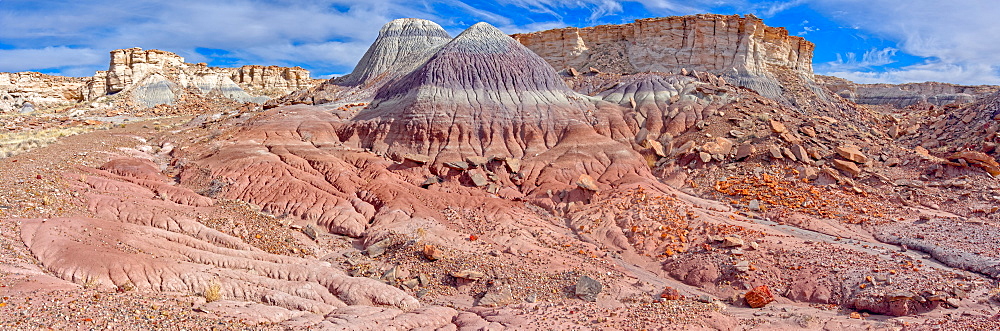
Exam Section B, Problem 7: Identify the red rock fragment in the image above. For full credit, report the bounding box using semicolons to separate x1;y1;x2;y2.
745;285;774;308
769;120;787;134
835;145;868;163
949;151;1000;176
832;159;861;177
422;244;443;261
576;174;600;191
660;286;682;300
734;144;754;161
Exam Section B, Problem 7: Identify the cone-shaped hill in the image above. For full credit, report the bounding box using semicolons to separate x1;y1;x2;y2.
337;18;452;87
345;22;614;162
279;18;451;105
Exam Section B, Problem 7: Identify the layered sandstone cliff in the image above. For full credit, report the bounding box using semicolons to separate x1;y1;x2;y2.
817;75;1000;108
512;14;814;99
0;72;87;113
84;47;320;106
230;65;314;97
2;48;319;113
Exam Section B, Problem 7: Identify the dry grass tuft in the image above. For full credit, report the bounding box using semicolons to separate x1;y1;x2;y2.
203;281;223;302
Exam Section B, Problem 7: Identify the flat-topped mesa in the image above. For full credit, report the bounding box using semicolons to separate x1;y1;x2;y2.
336;18;451;87
512;14;815;99
103;48;186;94
345;22;601;162
817;75;1000;108
84;47;319;106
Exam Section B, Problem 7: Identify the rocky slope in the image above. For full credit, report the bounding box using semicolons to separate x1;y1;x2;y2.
818;75;1000;108
897;90;1000;153
513;14;815;101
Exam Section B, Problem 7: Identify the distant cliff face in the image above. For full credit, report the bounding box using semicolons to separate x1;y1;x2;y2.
85;47;320;106
817;75;1000;108
230;65;315;97
0;72;87;113
512;14;815;99
1;48;321;113
102;48;186;94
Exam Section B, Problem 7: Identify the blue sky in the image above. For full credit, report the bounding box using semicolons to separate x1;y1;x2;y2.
1;0;998;85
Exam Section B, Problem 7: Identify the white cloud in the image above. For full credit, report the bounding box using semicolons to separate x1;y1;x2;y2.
6;0;993;85
819;47;897;72
0;0;428;76
757;0;806;17
825;62;1000;85
811;0;1000;84
796;19;817;35
0;0;713;77
496;21;571;35
0;47;104;72
628;0;711;14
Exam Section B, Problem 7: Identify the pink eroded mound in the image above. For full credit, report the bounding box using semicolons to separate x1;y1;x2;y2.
20;161;421;311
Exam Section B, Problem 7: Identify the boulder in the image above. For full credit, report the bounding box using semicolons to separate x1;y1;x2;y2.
452;270;486;281
422;244;444;261
949;151;1000;176
469;173;489;187
699;152;712;163
735;144;755;160
444;161;470;170
745;285;774;308
575;276;603;302
403;153;432;164
832;159;861;176
504;158;521;173
791;144;808;162
660;286;682;300
576;174;600;191
769;120;788;134
835;145;868;164
721;236;744;248
466;156;489;167
701;137;734;155
768;145;783;159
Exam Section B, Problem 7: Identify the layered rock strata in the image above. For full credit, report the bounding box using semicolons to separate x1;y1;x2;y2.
2;47;319;113
513;14;814;99
85;47;319;106
343;22;648;197
0;72;87;113
818;75;1000;107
